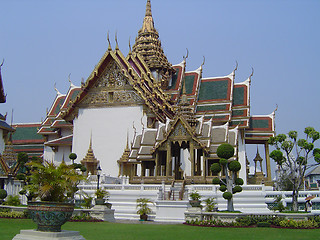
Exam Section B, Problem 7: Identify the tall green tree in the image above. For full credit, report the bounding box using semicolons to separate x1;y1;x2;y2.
269;127;320;211
211;143;243;211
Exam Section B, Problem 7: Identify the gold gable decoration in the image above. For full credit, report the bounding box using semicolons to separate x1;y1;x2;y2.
79;60;143;108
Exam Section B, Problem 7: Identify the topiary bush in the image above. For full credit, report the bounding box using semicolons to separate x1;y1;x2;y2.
222;192;232;200
210;163;221;174
228;160;241;172
219;185;227;192
0;189;7;201
232;185;242;193
217;143;234;159
235;178;244;185
219;158;228;166
212;178;220;185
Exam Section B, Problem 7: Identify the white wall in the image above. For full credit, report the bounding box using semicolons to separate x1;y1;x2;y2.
72;106;146;177
238;133;247;184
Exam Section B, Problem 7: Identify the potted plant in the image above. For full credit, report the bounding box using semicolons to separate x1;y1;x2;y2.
136;198;154;221
189;191;202;208
95;188;111;208
24;160;85;232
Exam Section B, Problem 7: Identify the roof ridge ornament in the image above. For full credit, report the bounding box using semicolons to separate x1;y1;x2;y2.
128;37;132;55
107;31;112;51
54;83;62;96
234;61;238;72
68;73;76;88
115;31;119;51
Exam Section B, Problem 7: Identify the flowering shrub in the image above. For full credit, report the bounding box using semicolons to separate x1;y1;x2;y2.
0;211;26;219
279;219;318;229
70;214;103;222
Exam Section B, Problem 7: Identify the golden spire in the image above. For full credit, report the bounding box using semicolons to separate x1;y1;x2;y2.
132;0;174;86
142;0;155;32
81;135;99;175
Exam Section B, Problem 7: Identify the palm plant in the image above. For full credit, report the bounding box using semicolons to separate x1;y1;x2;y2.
24;160;85;202
203;197;217;212
136;198;154;216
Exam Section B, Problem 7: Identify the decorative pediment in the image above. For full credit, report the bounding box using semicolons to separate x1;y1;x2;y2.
78;59;143;108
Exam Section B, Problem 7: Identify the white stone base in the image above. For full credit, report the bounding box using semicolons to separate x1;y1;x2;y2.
90;205;115;222
12;230;86;240
154;200;189;223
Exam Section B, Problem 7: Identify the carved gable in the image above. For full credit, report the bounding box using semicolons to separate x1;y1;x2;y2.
79;60;143;108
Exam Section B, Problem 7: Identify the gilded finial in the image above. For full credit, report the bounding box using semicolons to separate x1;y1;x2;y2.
107;31;112;51
250;67;254;79
126;129;129;150
89;131;93;150
145;0;152;17
128;37;132;55
183;48;189;61
201;56;205;67
54;83;62;96
115;31;119;50
234;61;238;72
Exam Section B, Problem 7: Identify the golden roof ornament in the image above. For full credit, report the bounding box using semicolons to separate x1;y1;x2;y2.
132;0;174;86
81;136;99;175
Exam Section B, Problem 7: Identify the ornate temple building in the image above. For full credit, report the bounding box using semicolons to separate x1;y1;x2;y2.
39;0;275;185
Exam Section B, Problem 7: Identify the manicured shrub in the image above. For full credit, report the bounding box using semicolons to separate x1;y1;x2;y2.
232;185;242;193
235;178;244;185
217;143;234;159
210;163;221;174
222;192;232;200
219;158;228;166
212;178;220;185
228;160;241;172
219;185;227;192
0;189;7;200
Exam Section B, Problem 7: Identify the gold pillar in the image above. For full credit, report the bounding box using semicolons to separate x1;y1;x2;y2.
190;141;195;177
264;142;272;182
166;141;171;177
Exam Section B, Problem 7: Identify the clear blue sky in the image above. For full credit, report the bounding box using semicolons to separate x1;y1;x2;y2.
1;0;319;169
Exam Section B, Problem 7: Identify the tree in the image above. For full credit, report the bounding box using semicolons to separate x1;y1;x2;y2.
268;127;320;211
210;143;243;211
69;153;77;164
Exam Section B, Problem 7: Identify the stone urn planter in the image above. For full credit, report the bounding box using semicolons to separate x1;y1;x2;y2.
28;201;75;232
21;161;85;232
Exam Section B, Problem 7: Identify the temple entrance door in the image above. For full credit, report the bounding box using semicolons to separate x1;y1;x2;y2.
172;141;189;180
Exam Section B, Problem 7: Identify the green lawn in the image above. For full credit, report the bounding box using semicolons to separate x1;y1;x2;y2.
1;219;319;240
